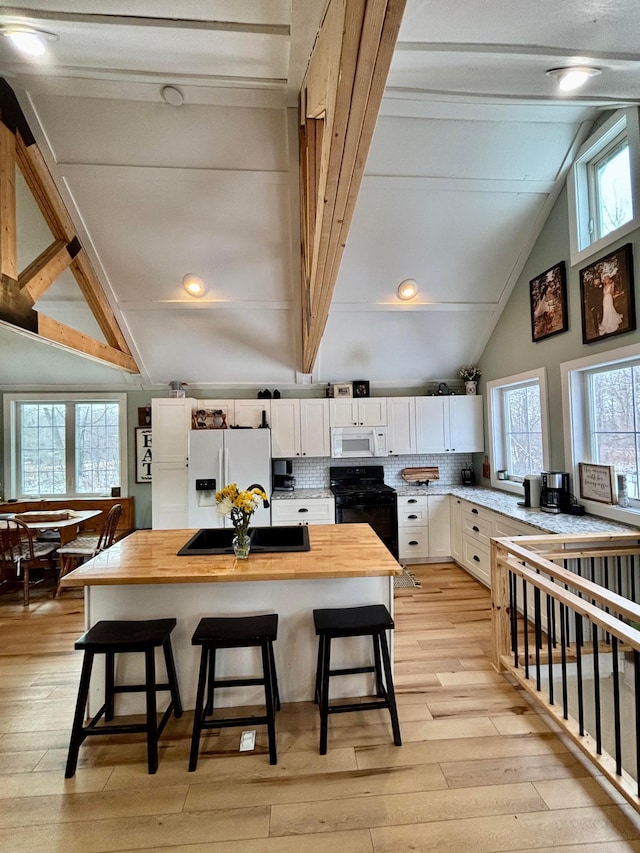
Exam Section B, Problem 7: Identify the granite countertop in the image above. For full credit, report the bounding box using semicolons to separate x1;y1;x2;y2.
271;488;334;500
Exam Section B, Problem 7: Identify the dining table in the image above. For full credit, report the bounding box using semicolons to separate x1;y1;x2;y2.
3;509;102;544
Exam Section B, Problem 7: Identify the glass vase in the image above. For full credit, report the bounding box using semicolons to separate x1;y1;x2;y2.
232;531;251;559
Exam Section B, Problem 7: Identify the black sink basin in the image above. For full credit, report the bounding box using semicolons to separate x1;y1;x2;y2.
177;525;310;555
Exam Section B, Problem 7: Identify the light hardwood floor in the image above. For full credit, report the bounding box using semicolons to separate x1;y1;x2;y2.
1;563;640;852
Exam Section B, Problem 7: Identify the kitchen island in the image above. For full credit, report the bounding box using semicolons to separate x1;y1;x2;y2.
61;523;401;712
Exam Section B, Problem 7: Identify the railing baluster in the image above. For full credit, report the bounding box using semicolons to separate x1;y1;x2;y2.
510;570;518;667
560;602;568;719
635;649;640;798
592;621;602;755
612;637;622;776
523;579;529;680
575;614;584;737
547;591;554;705
534;586;542;692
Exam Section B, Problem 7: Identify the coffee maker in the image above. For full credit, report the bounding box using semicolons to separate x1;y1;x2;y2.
273;459;295;491
540;471;570;514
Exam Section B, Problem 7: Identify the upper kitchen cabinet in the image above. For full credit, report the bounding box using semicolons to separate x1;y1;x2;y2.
198;399;234;427
271;399;330;458
234;400;271;429
386;397;416;455
330;398;387;427
416;396;484;454
151;397;194;529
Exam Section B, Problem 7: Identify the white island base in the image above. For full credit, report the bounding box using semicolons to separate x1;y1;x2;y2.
84;574;393;714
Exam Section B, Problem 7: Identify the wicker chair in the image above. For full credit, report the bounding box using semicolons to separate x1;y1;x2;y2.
55;504;123;597
0;518;59;606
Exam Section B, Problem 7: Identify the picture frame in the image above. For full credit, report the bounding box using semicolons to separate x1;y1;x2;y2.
529;261;568;342
352;380;370;398
332;382;353;398
135;427;152;483
580;243;635;344
578;462;616;504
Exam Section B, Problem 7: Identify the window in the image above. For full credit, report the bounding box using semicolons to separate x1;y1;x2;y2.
562;342;640;521
4;394;127;499
568;108;640;266
486;369;550;494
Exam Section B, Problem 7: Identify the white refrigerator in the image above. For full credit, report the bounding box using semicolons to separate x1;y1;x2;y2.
187;429;272;528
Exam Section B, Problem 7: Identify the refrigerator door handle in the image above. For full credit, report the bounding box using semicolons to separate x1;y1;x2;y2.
223;447;229;486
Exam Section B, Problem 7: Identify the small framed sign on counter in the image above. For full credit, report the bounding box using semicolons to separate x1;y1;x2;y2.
578;463;616;504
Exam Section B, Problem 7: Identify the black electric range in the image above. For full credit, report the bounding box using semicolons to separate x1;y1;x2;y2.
330;465;398;557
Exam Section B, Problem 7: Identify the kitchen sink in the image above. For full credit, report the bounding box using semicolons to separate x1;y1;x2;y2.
177;525;310;555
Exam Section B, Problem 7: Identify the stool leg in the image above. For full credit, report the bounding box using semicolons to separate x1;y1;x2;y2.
205;647;217;716
378;630;402;747
319;635;331;755
372;635;385;698
105;651;115;721
144;647;159;774
162;638;183;718
267;640;281;711
314;634;325;705
261;642;278;765
189;645;209;772
65;650;94;778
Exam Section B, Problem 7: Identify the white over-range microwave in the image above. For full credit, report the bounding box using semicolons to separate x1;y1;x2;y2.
330;426;387;458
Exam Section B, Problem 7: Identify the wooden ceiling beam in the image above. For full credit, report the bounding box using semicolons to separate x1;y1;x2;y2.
35;315;138;373
18;239;75;303
0;121;17;281
300;0;407;374
15;134;134;356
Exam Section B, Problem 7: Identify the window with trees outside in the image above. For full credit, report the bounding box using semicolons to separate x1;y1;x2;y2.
487;369;550;493
4;394;127;499
587;362;640;503
568;107;640;266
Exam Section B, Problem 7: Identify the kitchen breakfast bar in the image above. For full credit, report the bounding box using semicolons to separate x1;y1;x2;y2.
60;523;402;713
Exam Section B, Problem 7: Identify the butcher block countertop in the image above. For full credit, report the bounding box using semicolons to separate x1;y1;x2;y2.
60;523;402;587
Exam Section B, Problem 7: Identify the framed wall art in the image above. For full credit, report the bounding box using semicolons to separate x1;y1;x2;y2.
529;261;568;342
135;427;153;483
352;380;370;398
578;462;616;504
332;382;353;398
580;243;635;344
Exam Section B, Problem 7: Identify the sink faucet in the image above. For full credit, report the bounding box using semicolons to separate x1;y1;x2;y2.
247;484;270;509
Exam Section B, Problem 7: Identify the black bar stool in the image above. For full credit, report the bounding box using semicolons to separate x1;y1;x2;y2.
189;614;280;771
313;604;402;754
65;619;182;778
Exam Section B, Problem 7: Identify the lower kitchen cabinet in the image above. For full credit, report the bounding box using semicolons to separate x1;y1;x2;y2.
271;498;335;526
397;495;451;563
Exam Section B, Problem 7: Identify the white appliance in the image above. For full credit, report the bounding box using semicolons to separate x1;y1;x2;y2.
330;426;387;459
187;429;272;528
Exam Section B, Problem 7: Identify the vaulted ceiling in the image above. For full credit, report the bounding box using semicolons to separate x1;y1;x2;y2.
0;1;639;392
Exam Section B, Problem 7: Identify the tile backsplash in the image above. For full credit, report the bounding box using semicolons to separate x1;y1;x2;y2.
290;454;473;488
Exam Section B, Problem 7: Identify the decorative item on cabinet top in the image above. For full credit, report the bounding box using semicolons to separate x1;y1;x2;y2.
331;382;353;398
352;380;370;398
401;467;439;485
192;409;227;429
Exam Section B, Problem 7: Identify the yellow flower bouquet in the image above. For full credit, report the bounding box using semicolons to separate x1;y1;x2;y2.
215;483;268;558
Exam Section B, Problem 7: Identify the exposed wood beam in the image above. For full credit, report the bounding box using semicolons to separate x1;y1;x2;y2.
0;122;16;280
18;239;75;303
0;315;138;373
300;0;407;374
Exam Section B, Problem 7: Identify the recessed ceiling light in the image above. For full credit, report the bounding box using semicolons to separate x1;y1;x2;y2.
1;26;58;57
397;279;418;300
546;66;601;92
161;85;184;107
183;274;205;297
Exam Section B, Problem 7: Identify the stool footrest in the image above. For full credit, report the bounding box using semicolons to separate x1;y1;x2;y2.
328;699;390;715
201;713;268;730
212;676;265;688
329;665;375;677
111;681;174;695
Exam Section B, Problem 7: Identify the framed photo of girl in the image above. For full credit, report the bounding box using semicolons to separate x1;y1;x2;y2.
529;261;568;342
580;243;635;344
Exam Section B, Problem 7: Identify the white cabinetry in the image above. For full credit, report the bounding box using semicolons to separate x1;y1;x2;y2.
271;498;335;526
427;495;451;559
330;398;386;427
234;399;271;429
151;397;194;529
454;499;538;588
397;494;451;563
450;497;463;563
271;399;330;458
416;396;484;453
386;397;416;455
398;496;429;562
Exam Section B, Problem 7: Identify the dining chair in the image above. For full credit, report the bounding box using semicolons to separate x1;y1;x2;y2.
55;504;123;597
0;519;59;606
